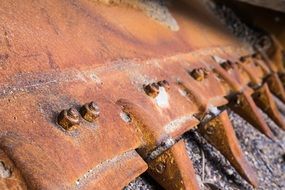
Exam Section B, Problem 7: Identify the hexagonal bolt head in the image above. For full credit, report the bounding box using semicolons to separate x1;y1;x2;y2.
57;108;80;130
190;68;209;81
143;83;160;98
80;101;100;122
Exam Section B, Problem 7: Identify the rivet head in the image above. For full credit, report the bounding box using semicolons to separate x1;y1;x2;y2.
80;101;100;122
190;68;208;81
155;162;166;174
58;107;80;130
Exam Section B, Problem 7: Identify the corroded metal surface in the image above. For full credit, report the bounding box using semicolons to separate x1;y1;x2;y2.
0;149;27;190
253;83;285;130
198;110;258;187
0;0;284;190
148;140;200;190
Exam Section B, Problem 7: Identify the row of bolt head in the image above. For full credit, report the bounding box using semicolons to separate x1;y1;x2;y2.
219;53;262;72
145;53;262;93
144;80;170;98
57;101;100;130
191;53;262;79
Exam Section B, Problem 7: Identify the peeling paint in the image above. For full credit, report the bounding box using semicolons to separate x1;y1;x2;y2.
155;87;169;108
164;115;195;134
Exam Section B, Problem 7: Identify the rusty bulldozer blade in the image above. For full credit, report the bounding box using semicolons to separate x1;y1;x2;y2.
229;90;275;139
252;84;285;130
198;111;258;187
1;0;285;189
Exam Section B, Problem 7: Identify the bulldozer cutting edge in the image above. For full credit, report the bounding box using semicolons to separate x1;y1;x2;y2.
0;0;284;189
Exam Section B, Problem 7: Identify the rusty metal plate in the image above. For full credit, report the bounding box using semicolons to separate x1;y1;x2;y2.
0;0;284;189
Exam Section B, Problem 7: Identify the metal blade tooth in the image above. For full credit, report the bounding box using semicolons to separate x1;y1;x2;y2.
147;140;200;190
252;83;285;130
266;73;285;103
229;90;275;139
198;110;258;188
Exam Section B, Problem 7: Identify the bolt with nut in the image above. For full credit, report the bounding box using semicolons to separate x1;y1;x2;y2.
155;162;166;174
144;80;170;98
80;101;100;122
190;68;209;81
143;83;160;98
57;107;80;130
221;60;234;71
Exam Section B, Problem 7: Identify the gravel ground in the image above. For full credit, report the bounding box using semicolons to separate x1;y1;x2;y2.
124;98;285;190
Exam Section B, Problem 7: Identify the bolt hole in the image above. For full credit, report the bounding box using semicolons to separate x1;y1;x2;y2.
120;112;132;123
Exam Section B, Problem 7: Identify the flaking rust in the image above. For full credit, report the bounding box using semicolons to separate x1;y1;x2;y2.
0;0;284;189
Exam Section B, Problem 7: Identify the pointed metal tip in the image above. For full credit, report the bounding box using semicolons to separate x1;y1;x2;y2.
229;91;275;140
198;111;258;188
253;84;285;132
147;140;200;190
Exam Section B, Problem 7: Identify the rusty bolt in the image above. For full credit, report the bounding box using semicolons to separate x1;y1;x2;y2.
206;125;215;135
190;68;208;81
221;60;233;71
158;80;170;89
57;107;80;130
80;101;100;122
143;83;160;98
155;162;166;174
